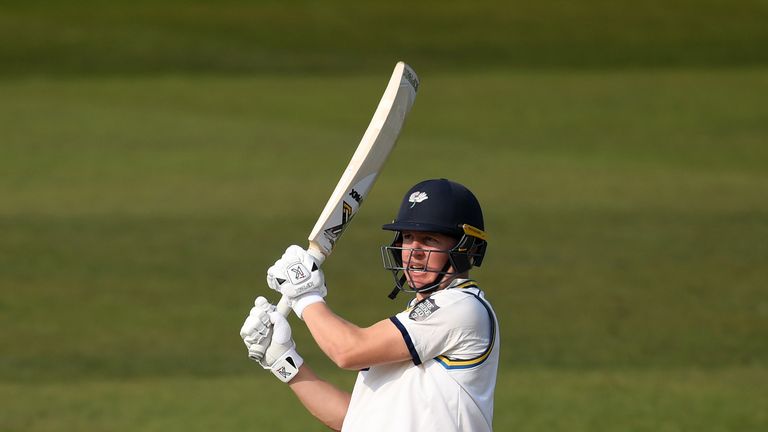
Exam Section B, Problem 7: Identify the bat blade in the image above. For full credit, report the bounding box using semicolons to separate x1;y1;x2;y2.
308;62;419;258
276;62;419;317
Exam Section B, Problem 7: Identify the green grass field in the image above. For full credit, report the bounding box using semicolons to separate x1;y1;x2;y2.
2;0;768;430
2;69;766;430
2;0;768;75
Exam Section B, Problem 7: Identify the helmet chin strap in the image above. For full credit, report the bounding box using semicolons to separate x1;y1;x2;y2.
387;276;406;299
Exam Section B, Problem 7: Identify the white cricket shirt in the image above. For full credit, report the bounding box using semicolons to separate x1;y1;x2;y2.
341;279;499;431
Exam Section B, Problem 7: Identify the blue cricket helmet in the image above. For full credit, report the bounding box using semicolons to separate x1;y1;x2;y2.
382;178;485;239
381;179;488;297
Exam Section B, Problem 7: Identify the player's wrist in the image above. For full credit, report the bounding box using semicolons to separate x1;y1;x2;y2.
267;346;304;383
292;293;326;319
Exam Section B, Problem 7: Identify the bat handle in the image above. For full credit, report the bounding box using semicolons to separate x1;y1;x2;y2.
276;244;328;317
275;296;292;317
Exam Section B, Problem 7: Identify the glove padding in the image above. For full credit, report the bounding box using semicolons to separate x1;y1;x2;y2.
240;297;304;383
267;245;327;318
239;296;274;362
260;311;304;382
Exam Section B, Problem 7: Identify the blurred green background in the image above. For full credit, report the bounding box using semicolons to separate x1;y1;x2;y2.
2;0;767;430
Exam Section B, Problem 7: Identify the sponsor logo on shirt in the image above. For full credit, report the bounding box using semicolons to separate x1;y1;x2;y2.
409;298;439;321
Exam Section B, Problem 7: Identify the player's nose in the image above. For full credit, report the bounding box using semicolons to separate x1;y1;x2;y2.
410;245;426;257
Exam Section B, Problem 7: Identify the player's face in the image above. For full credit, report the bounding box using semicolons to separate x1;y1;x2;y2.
400;230;456;289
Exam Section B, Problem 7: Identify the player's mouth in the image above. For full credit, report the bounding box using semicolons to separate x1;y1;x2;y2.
405;265;438;290
406;264;435;285
407;264;428;272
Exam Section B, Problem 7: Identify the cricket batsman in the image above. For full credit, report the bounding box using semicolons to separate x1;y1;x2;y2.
240;178;499;431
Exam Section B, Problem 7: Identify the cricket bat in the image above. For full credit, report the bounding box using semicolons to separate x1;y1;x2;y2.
276;61;419;317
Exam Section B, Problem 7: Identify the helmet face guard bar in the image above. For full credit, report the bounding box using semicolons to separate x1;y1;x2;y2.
381;229;487;297
381;246;456;294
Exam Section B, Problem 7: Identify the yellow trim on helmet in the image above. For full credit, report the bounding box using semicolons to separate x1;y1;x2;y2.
461;224;487;240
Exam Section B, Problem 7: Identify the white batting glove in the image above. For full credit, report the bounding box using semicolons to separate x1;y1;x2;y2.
240;297;304;383
262;311;304;382
239;296;275;362
267;245;327;318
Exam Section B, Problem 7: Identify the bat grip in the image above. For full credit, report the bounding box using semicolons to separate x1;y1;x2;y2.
275;245;327;317
275;296;292;317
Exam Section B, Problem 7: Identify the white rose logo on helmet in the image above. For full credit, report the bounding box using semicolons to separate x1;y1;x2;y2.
408;191;428;208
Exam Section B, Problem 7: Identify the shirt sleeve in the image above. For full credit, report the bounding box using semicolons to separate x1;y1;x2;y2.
390;292;492;365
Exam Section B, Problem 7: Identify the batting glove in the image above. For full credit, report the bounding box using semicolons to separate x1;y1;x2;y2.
240;297;304;383
239;296;275;363
267;245;327;318
262;311;304;382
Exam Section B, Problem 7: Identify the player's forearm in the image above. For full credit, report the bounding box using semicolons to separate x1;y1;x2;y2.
288;364;351;431
301;302;368;369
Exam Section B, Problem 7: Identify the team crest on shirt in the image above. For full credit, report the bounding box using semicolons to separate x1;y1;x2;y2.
409;298;439;321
